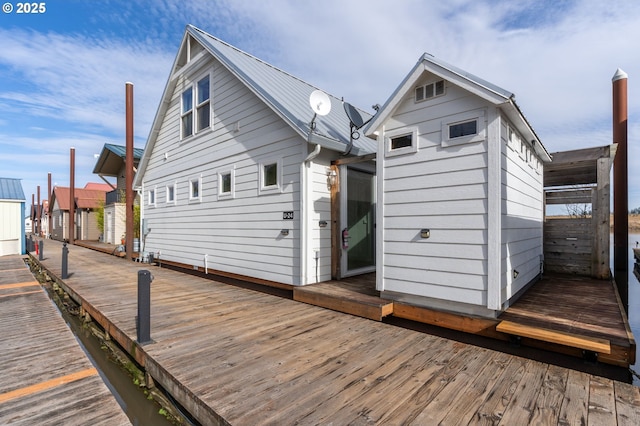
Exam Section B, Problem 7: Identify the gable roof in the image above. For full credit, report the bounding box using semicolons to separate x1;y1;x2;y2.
364;53;551;162
93;143;144;176
0;177;25;201
135;25;376;188
51;186;106;211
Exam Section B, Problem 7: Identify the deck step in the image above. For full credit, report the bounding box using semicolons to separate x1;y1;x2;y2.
496;320;611;354
294;285;393;321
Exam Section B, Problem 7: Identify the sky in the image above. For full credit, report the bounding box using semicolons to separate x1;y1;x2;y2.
1;0;639;212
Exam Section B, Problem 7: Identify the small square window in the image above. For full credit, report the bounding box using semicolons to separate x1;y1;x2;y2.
259;159;282;195
218;169;235;199
385;128;418;157
263;163;278;187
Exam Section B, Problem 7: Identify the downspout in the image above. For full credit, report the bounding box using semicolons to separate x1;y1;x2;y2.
300;140;321;286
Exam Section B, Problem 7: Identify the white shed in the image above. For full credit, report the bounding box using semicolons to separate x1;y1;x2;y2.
0;177;26;256
365;54;552;318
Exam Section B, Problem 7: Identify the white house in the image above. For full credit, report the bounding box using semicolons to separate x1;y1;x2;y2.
134;25;377;286
364;54;551;318
0;177;26;256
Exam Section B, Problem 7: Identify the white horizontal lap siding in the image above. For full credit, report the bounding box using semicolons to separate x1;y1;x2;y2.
501;119;544;301
142;56;303;284
381;82;490;306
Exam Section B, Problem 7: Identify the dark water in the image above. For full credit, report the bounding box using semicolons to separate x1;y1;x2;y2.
625;233;640;385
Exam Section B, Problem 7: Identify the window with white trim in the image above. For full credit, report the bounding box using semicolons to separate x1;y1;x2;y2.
259;159;282;195
189;176;202;202
441;110;486;147
218;168;235;199
385;128;419;157
166;182;176;204
415;79;445;102
148;188;156;207
181;73;211;139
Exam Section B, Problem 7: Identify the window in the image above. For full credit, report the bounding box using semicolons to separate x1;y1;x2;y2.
181;87;193;138
189;177;201;201
385;128;418;157
148;188;156;206
391;134;412;150
449;120;477;139
166;183;176;204
218;168;235;199
441;110;486;147
181;73;211;139
259;159;282;194
196;75;210;131
415;79;445;102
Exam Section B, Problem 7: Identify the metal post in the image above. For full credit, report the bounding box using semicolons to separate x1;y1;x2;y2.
38;240;44;261
62;242;68;279
137;270;152;344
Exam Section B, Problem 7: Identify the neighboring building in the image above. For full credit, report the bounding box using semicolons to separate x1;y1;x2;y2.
92;143;143;244
0;177;26;256
134;25;376;285
364;54;551;318
50;184;107;241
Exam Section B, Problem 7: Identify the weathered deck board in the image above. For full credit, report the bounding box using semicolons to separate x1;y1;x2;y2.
0;255;129;425
32;241;640;425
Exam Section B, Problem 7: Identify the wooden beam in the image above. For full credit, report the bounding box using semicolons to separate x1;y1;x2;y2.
331;153;376;166
496;320;611;354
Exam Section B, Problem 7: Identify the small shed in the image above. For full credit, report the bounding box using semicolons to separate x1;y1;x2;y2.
365;54;552;318
543;144;616;278
0;177;26;256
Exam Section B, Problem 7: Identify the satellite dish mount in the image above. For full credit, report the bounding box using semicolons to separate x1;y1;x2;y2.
308;90;331;131
342;101;373;155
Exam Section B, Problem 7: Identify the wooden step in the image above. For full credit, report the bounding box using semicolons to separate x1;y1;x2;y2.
496;320;611;354
294;285;393;321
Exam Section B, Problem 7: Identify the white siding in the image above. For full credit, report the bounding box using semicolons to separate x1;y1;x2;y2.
305;149;334;283
141;55;305;285
0;201;22;256
500;118;544;302
379;78;493;307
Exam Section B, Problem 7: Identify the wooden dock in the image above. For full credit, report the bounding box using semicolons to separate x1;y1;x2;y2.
0;255;129;425
29;240;640;425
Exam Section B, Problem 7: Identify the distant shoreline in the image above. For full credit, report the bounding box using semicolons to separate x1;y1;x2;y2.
548;214;640;233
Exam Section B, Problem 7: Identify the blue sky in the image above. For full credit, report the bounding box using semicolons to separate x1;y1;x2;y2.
1;0;639;211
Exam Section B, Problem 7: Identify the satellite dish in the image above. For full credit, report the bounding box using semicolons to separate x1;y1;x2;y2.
309;90;331;116
344;102;365;129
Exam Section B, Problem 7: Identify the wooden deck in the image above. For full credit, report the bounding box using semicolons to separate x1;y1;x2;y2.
29;240;640;425
0;255;129;425
499;274;635;367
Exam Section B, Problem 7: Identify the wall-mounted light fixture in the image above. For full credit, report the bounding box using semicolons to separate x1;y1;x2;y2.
319;220;328;228
281;229;289;236
513;269;519;279
420;229;430;239
326;169;337;190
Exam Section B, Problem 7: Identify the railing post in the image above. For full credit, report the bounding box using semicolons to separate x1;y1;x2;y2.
61;242;68;279
38;239;44;261
136;270;153;344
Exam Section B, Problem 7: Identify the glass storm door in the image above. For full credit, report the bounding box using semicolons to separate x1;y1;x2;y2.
341;167;376;276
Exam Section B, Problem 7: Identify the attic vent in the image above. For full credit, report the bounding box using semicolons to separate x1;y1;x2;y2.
415;80;445;102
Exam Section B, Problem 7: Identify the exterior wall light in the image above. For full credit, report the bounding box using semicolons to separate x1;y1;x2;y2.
326;169;337;190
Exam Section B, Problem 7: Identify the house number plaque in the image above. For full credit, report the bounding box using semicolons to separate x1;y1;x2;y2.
283;211;294;220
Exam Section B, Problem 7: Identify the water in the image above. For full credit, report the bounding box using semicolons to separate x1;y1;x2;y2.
626;233;640;385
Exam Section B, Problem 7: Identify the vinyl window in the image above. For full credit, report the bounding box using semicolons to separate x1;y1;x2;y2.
181;73;211;139
189;176;202;202
415;79;445;102
259;159;282;195
218;168;235;199
385;128;418;157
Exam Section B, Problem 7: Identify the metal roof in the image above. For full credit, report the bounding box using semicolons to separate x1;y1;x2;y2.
93;143;144;176
188;26;377;155
0;177;26;201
